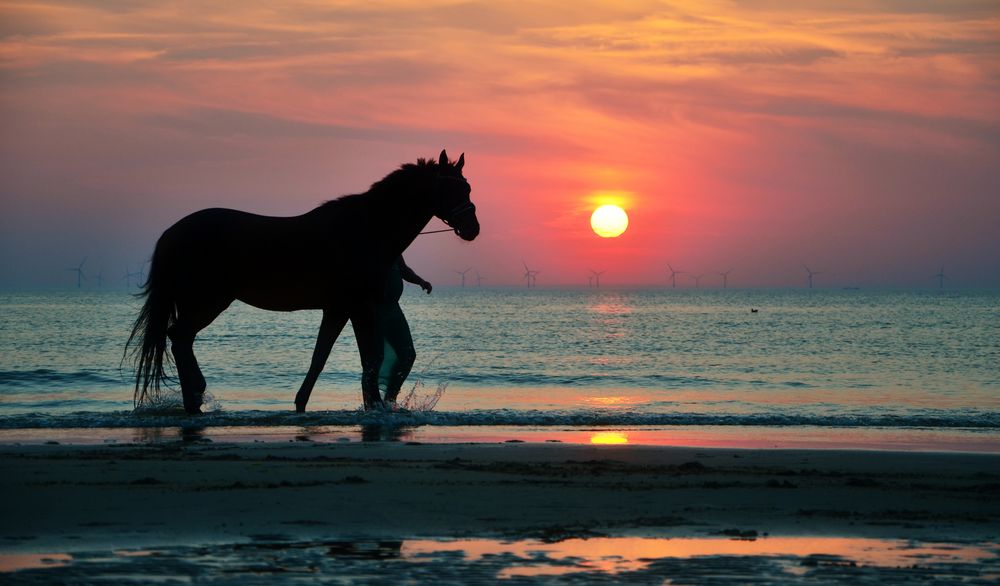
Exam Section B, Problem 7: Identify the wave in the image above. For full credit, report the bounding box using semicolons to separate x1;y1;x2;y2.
0;409;996;430
0;367;817;391
0;369;122;388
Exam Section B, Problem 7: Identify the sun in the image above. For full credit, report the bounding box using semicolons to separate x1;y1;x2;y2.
590;204;629;238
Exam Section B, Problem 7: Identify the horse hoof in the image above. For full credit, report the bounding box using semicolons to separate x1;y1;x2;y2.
183;395;203;415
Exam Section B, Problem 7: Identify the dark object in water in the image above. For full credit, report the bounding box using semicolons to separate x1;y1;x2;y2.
125;151;479;414
750;308;759;313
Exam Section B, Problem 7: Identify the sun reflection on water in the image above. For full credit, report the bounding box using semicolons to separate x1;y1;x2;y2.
585;395;643;407
590;431;629;444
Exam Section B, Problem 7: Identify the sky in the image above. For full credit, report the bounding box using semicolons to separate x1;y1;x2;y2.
1;0;998;289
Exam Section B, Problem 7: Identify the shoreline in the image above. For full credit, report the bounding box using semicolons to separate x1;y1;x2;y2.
1;423;997;453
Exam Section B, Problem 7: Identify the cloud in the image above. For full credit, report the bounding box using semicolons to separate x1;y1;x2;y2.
1;0;998;287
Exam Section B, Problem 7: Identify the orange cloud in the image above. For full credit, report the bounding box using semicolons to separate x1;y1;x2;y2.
1;0;998;287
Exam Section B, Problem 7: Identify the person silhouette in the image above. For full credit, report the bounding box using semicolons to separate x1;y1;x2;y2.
377;256;432;407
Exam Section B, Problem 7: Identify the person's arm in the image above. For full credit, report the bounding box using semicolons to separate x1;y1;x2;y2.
399;257;432;294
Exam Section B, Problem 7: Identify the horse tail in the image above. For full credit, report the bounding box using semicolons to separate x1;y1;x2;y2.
124;238;177;409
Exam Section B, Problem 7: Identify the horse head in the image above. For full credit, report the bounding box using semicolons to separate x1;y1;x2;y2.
433;150;479;241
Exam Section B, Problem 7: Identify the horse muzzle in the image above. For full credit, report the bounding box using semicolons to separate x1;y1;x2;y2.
454;214;479;241
441;202;479;241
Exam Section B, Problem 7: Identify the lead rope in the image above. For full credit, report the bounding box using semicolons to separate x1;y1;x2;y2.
418;228;455;235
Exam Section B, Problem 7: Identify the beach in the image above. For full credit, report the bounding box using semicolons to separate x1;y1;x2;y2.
2;290;997;581
2;439;998;582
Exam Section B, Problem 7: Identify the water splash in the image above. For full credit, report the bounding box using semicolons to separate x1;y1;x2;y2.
395;353;448;412
398;380;448;412
132;389;220;416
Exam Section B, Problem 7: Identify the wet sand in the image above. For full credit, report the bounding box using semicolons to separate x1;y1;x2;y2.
1;441;998;582
3;423;998;453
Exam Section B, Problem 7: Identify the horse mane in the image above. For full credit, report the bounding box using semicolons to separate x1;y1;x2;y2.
318;158;440;211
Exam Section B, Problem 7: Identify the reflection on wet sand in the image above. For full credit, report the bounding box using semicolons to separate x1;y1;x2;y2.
403;536;1000;579
360;423;410;442
130;425;209;444
590;431;629;444
2;537;996;582
1;423;996;452
0;553;71;573
129;424;418;445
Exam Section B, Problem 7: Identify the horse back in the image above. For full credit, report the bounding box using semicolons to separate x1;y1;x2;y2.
157;207;385;311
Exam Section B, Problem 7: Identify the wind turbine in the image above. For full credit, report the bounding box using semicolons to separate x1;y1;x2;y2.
666;264;684;288
804;265;821;289
454;267;471;287
589;269;605;288
474;271;485;287
93;268;105;289
522;261;539;288
717;268;733;289
66;257;87;288
691;273;704;288
123;266;142;289
932;267;946;289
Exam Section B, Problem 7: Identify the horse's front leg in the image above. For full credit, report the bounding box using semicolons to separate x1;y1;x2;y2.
294;309;348;413
350;302;385;410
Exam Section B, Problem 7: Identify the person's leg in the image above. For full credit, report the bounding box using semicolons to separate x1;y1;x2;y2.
377;339;396;393
375;302;395;397
382;304;416;404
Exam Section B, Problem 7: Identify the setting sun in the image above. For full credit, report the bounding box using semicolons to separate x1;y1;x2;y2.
590;205;629;238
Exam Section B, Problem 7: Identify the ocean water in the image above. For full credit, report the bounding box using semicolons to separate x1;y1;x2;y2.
0;288;998;434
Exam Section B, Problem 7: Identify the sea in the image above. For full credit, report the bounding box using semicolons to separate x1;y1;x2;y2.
1;288;998;450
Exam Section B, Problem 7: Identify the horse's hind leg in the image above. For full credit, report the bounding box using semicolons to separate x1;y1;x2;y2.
168;298;231;414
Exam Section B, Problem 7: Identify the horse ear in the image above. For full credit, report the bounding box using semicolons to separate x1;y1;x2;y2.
456;153;465;171
438;150;448;166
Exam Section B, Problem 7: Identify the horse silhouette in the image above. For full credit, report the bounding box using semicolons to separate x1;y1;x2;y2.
126;150;479;414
